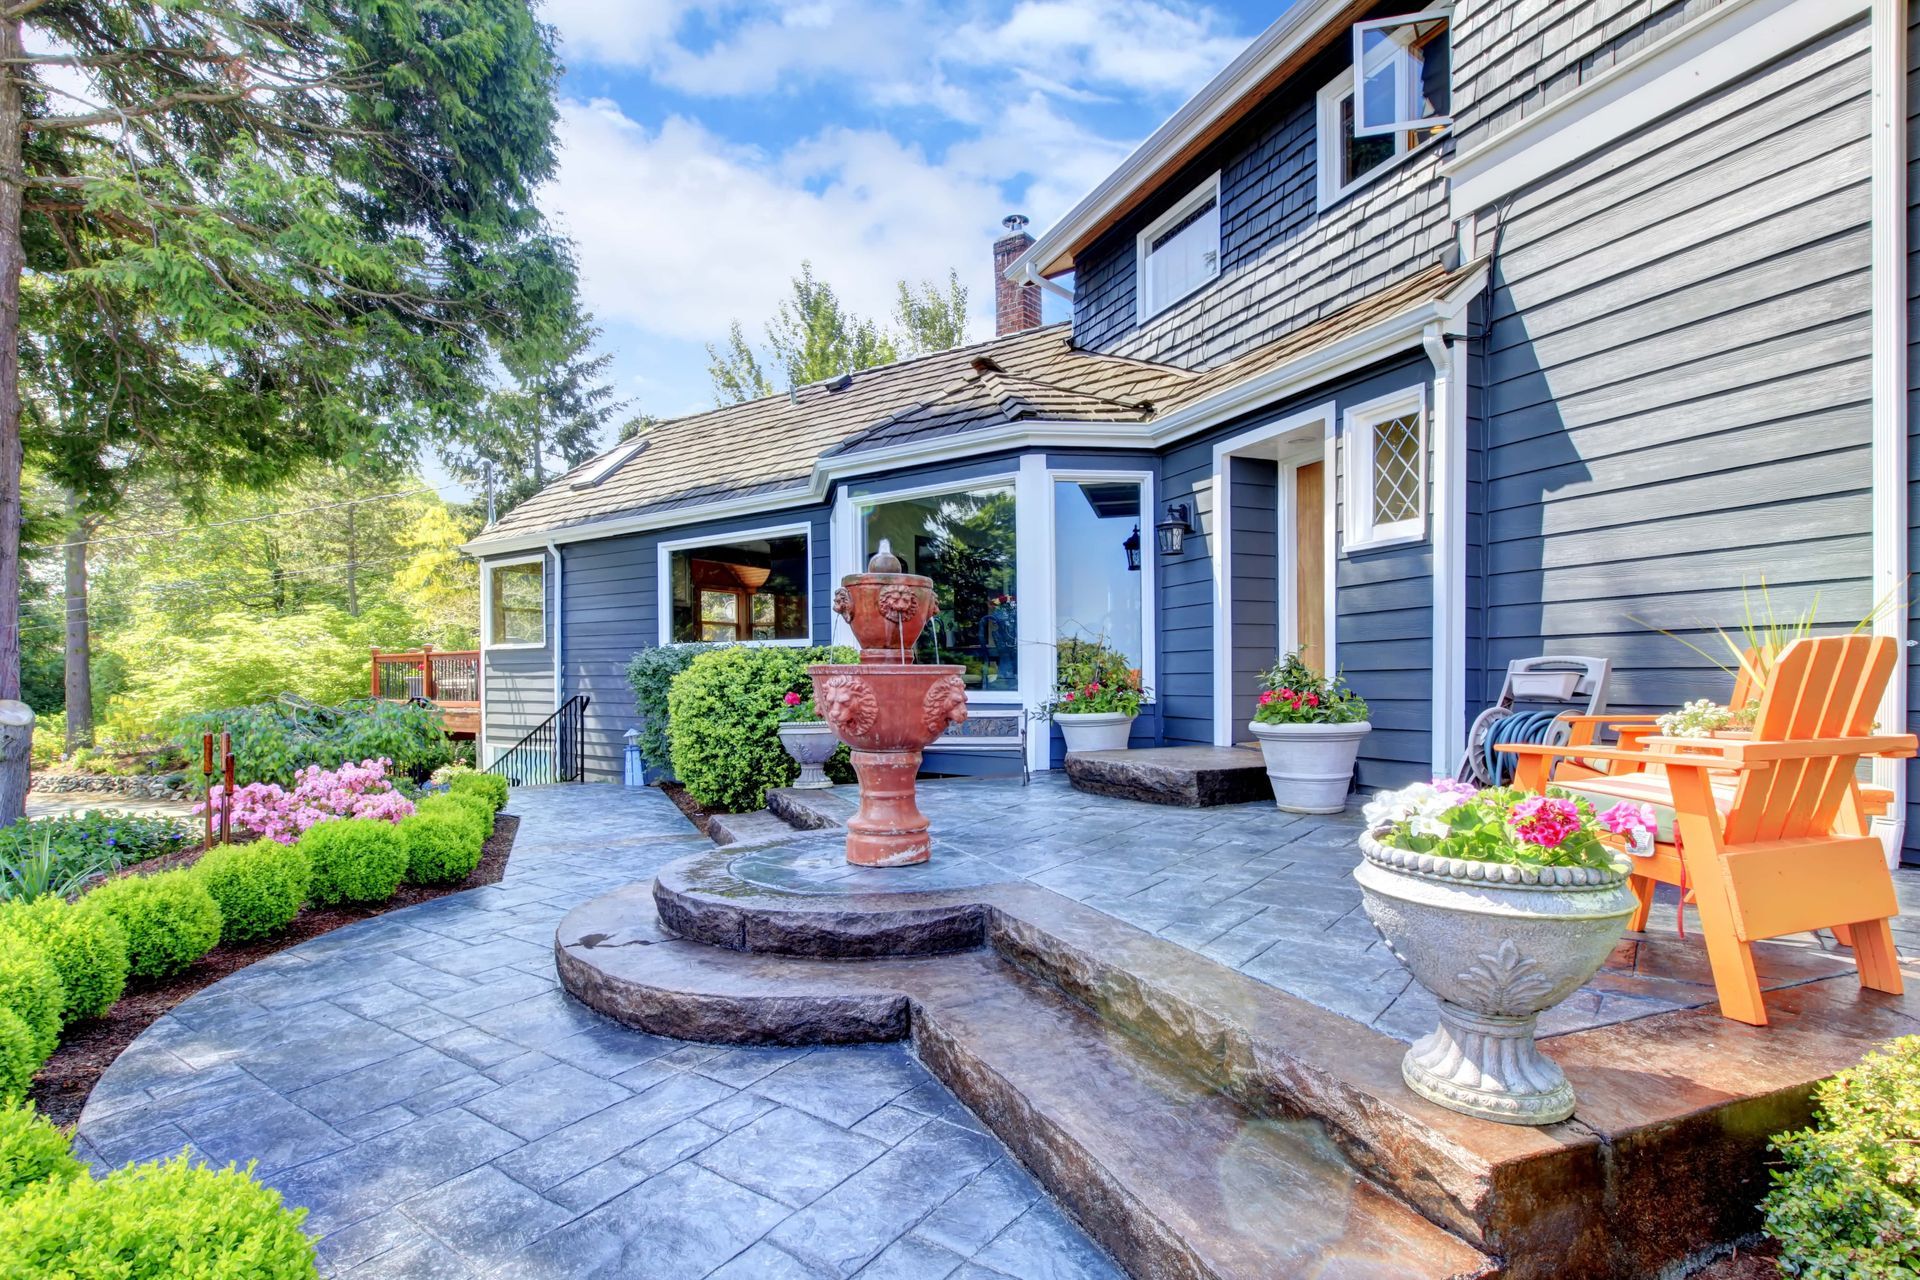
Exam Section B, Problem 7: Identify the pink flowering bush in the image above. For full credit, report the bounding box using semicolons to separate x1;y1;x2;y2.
1364;779;1642;872
199;758;416;845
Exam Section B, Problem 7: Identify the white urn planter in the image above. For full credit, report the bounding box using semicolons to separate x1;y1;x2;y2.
777;722;840;790
1354;831;1635;1125
1057;711;1135;753
1248;720;1370;813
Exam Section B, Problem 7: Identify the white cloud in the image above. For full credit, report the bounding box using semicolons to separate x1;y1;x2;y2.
958;0;1246;97
537;0;706;68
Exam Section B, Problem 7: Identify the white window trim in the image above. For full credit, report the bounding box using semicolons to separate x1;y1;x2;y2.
483;552;548;650
1316;66;1410;210
1350;10;1452;138
1343;386;1428;552
1042;466;1158;714
1134;172;1223;323
655;521;815;648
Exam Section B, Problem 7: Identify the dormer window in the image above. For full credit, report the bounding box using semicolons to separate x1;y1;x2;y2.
1135;173;1221;322
1352;11;1452;137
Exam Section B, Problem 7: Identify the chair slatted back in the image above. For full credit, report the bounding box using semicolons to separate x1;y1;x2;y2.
1724;635;1896;845
1728;645;1777;711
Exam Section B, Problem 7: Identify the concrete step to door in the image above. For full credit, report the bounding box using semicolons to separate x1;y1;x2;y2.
1063;746;1273;807
555;883;1494;1280
705;807;804;847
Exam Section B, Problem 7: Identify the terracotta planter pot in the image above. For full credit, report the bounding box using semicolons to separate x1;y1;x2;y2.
1057;711;1134;753
776;721;839;790
1354;831;1635;1125
1248;719;1370;813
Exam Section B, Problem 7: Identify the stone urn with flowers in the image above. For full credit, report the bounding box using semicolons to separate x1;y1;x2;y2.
774;690;839;790
1355;781;1655;1124
1248;652;1370;813
1043;637;1146;753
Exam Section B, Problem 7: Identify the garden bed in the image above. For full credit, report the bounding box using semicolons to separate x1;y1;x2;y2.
27;813;519;1127
660;782;718;835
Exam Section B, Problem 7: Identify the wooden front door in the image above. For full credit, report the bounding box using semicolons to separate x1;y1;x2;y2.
1293;461;1326;665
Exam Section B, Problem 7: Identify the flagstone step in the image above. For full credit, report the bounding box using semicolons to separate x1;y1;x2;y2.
555;883;1494;1280
1063;746;1275;807
765;786;857;830
704;807;803;848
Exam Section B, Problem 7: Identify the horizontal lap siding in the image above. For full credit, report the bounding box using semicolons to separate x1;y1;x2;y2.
1229;457;1280;723
1471;21;1872;723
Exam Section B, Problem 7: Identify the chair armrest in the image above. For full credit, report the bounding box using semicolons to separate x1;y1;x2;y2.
1553;714;1663;726
1647;734;1919;762
1495;742;1767;772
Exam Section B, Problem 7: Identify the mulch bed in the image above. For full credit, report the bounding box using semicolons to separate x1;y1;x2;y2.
1687;1242;1781;1280
27;813;521;1128
660;782;718;837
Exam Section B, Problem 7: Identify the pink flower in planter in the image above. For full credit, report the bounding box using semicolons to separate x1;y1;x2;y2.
783;692;803;706
1063;691;1077;703
1259;691;1276;706
1508;796;1582;848
1597;801;1657;842
1303;693;1319;708
1430;777;1480;806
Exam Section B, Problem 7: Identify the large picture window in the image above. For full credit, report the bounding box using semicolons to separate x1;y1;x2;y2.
487;558;546;647
665;530;810;643
860;486;1018;694
1054;479;1145;679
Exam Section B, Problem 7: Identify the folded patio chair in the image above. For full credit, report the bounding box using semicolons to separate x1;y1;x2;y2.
1499;635;1914;1026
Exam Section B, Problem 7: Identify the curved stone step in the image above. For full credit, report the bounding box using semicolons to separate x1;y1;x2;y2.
556;885;1494;1280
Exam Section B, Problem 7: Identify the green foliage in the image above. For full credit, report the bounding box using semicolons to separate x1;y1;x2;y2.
400;814;484;886
87;872;223;981
0;812;195;903
627;643;729;773
447;770;509;813
1766;1035;1920;1277
1369;785;1626;873
1253;653;1370;725
0;1009;38;1103
298;820;408;906
413;796;490;849
0;1153;319;1280
0;936;63;1062
668;645;857;812
178;698;453;789
0;1101;85;1207
194;843;311;945
1042;636;1145;718
894;271;972;358
0;898;129;1025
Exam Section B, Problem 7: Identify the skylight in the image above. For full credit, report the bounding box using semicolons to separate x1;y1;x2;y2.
569;434;650;489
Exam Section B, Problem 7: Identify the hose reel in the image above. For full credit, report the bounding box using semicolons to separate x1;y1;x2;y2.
1458;657;1612;787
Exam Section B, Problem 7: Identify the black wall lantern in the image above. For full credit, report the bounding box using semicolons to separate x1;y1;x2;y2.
1155;502;1193;556
1122;524;1142;572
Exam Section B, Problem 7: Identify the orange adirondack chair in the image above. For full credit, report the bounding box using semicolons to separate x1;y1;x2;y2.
1501;635;1913;1027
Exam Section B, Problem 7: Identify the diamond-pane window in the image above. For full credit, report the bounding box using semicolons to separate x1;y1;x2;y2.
1371;413;1421;524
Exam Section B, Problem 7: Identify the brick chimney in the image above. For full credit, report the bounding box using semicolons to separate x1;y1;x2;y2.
993;214;1043;336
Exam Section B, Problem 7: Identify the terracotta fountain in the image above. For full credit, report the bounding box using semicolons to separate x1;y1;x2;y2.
811;542;969;866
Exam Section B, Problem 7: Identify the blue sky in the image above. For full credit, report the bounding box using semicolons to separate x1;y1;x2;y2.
536;0;1287;441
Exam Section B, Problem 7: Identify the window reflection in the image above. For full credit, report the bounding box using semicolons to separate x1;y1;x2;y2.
861;488;1018;693
668;533;809;643
1053;481;1144;674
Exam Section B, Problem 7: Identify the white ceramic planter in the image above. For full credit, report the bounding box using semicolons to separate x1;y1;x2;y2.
1354;830;1635;1125
1057;712;1135;753
1247;720;1371;813
777;721;840;789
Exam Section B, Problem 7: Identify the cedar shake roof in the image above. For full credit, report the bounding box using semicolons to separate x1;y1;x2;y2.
479;262;1466;545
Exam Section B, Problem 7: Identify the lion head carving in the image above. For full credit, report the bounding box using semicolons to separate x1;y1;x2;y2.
921;675;969;737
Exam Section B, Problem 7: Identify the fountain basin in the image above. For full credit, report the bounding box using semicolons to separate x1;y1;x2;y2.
809;661;968;866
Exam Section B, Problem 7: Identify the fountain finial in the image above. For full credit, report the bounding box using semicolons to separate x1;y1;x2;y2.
867;539;904;574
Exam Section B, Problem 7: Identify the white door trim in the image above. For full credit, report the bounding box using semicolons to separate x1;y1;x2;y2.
1870;0;1908;859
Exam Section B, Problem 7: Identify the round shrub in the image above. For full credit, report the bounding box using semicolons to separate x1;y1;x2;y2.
416;794;489;844
668;644;856;812
399;813;483;886
87;871;223;981
298;819;407;906
0;935;61;1062
0;1152;319;1279
0;897;129;1025
0;1008;39;1102
0;1100;83;1207
195;841;311;944
447;770;508;813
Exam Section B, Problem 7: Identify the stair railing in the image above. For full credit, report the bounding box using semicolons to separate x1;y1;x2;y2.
483;694;590;786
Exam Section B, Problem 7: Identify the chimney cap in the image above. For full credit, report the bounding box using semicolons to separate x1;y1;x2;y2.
1000;214;1030;235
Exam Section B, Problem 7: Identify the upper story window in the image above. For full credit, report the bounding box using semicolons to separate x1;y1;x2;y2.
1135;173;1221;322
486;557;546;648
1352;11;1452;137
1344;387;1427;551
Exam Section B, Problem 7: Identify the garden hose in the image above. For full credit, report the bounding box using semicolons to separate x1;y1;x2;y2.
1482;709;1565;786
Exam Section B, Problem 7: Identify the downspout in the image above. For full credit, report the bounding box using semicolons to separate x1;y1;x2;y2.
1871;0;1908;862
547;541;565;712
1422;322;1468;776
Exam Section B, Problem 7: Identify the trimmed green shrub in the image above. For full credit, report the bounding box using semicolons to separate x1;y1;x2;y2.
298;819;407;906
626;642;728;774
414;794;488;842
447;769;508;813
178;696;452;788
87;871;223;981
668;644;856;811
195;841;311;944
0;897;129;1024
399;812;483;885
0;1153;319;1279
0;1100;83;1207
1765;1034;1920;1277
0;935;61;1061
0;1008;39;1102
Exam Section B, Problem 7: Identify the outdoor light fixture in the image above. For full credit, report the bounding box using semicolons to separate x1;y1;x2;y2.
1123;524;1142;572
1156;502;1192;556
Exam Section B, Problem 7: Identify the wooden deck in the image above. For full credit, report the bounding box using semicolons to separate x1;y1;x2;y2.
371;646;480;738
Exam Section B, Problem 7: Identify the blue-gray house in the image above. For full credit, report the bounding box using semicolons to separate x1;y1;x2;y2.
464;0;1919;864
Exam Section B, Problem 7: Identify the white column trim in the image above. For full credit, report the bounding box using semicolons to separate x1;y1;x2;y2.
1871;0;1908;862
1422;324;1469;778
1015;454;1053;771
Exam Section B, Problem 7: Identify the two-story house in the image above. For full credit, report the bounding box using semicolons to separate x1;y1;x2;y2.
465;0;1916;863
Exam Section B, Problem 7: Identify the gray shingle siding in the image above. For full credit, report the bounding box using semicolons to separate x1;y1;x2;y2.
1467;17;1872;720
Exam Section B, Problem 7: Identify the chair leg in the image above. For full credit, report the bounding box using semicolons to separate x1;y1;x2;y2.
1845;918;1906;995
1627;875;1655;933
1831;923;1856;948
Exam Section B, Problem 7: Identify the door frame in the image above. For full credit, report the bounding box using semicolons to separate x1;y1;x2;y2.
1209;403;1338;746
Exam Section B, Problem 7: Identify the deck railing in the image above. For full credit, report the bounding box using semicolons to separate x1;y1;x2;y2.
371;647;480;736
484;695;589;786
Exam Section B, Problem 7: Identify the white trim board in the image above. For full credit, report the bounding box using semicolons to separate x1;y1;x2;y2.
1869;0;1907;860
481;552;549;651
1448;0;1868;215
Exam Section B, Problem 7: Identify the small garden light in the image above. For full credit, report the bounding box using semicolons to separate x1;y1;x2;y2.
1155;501;1193;556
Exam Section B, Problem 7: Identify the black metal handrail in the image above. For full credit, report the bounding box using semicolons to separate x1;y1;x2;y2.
484;694;589;786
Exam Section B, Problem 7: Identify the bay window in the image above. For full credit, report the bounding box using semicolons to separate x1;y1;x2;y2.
860;486;1018;694
1053;479;1146;681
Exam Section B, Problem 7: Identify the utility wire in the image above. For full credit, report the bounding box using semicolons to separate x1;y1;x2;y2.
23;484;468;553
